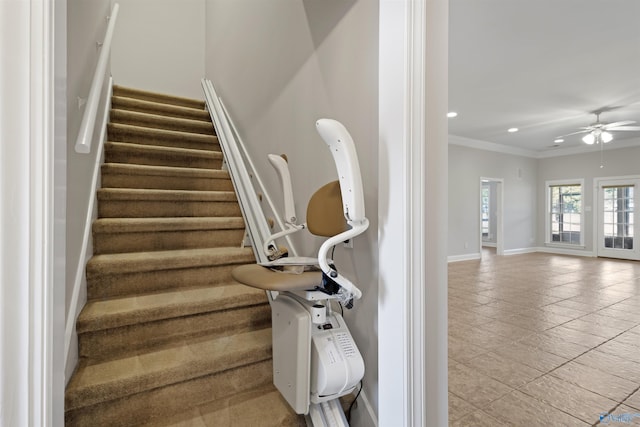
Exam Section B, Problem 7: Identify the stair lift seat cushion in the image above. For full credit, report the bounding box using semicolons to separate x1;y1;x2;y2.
232;264;322;291
232;180;347;292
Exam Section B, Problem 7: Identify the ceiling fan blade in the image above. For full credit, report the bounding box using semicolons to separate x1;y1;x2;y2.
608;126;640;131
556;129;590;138
603;120;636;129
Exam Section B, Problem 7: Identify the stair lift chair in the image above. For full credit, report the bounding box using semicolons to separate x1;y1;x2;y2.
232;119;369;427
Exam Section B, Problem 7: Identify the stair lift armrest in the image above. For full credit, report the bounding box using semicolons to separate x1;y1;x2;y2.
317;218;369;301
268;154;298;224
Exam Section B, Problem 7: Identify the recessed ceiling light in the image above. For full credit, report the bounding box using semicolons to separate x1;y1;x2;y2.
508;127;519;133
447;112;458;118
554;138;564;144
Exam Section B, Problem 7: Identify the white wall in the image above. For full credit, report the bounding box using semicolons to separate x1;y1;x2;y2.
537;144;640;254
449;141;538;258
66;0;112;382
204;1;379;424
110;0;205;99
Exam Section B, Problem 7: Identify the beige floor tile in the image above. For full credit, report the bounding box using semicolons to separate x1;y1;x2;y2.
448;363;513;407
448;335;488;363
573;349;640;383
543;325;609;347
448;392;477;422
484;390;588;426
519;374;617;424
613;331;640;348
518;332;590;359
450;409;508;427
597;340;640;362
579;312;638;331
474;319;536;341
495;312;557;332
461;351;543;388
598;306;640;323
551;361;638;401
539;303;586;319
448;325;510;351
492;341;568;373
624;390;640;411
560;318;623;339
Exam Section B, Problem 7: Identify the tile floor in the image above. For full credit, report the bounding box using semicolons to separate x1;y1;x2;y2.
448;249;640;426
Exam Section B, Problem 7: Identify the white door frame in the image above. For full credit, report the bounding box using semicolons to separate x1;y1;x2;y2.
1;0;58;426
594;175;640;261
479;178;504;257
379;0;448;426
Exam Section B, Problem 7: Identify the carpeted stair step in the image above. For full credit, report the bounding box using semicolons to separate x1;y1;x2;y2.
93;217;245;254
101;163;233;191
110;109;215;136
104;141;222;169
77;283;270;361
86;247;255;299
97;188;240;218
112;85;205;109
65;330;273;427
111;95;211;122
108;123;219;152
138;386;306;427
65;359;278;427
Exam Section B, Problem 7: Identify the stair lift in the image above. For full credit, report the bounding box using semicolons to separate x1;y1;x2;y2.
232;119;369;426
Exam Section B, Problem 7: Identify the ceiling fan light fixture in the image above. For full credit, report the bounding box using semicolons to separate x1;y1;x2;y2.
582;133;596;145
601;131;613;143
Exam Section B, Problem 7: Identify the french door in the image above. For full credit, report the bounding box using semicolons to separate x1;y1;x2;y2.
597;178;640;260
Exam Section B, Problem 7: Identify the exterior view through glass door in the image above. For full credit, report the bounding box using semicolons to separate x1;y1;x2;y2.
597;178;639;261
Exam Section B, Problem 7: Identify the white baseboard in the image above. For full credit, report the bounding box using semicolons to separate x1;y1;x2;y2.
481;242;496;248
534;246;596;257
352;388;378;427
503;247;538;256
448;253;481;263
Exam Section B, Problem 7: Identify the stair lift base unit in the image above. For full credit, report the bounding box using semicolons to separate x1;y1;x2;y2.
270;292;364;415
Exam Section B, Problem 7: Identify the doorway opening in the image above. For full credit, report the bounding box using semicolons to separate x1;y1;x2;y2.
480;178;504;258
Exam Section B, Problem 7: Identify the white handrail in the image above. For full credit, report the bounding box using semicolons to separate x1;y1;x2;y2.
74;3;119;154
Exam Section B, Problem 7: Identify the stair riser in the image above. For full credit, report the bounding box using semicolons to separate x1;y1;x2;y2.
101;172;234;191
105;146;222;169
65;359;274;427
79;304;271;361
93;228;245;254
87;264;244;299
112;86;205;109
108;124;219;152
110;110;215;136
111;96;211;122
97;200;241;218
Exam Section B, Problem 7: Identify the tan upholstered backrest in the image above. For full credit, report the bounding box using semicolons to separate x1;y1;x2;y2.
306;180;348;237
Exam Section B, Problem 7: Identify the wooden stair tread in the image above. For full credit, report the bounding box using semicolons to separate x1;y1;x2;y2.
138;386;305;427
97;187;236;202
111;95;211;121
86;246;255;276
93;217;245;233
65;328;272;410
110;109;215;135
112;85;205;109
77;283;267;333
101;162;230;179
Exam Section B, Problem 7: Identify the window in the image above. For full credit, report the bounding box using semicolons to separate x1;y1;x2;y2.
481;184;490;237
603;185;634;250
547;180;583;246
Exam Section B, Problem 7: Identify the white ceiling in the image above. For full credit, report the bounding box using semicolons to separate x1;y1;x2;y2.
449;0;640;155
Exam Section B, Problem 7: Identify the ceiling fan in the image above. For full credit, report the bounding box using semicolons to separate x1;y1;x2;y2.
556;113;640;145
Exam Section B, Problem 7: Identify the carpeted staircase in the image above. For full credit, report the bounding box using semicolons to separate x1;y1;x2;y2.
65;86;306;427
